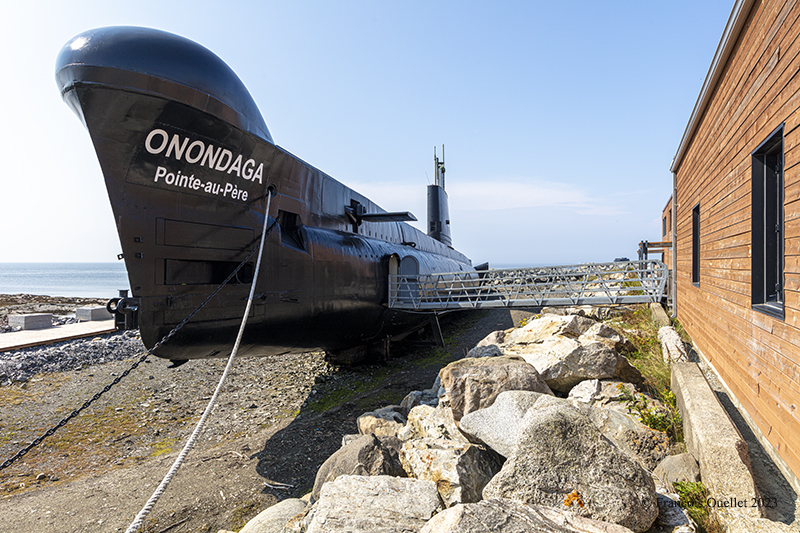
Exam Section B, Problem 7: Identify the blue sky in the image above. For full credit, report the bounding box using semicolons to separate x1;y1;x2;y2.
0;1;734;266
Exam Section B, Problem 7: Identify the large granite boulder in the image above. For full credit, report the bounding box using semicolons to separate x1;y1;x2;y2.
482;397;658;533
475;329;509;347
438;355;553;421
652;453;701;490
357;405;406;437
306;475;442;533
400;438;501;507
573;402;671;471
506;314;598;345
420;498;635;533
311;434;405;500
466;344;503;358
568;380;638;408
506;337;641;393
498;315;641;393
653;491;696;532
458;390;547;457
579;322;634;354
399;401;470;443
239;498;308;533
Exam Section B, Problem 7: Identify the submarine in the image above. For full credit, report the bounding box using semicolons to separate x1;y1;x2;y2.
55;26;475;363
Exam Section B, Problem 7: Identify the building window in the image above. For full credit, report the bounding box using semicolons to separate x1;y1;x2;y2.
663;215;667;238
751;126;784;318
692;203;700;285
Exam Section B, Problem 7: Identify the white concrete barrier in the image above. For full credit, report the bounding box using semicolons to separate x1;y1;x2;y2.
76;306;112;321
8;313;52;330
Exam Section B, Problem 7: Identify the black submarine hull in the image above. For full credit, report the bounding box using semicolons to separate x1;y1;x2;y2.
56;27;472;361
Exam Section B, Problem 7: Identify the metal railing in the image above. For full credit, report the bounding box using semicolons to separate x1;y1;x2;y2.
388;260;669;310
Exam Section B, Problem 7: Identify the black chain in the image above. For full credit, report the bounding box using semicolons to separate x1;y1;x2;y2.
0;220;277;471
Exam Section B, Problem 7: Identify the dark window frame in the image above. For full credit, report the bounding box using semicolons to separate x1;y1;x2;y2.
692;203;700;286
751;124;785;319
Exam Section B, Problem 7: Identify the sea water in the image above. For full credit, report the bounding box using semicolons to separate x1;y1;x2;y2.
0;263;130;298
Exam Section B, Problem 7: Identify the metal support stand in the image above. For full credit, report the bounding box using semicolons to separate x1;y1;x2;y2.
429;313;445;348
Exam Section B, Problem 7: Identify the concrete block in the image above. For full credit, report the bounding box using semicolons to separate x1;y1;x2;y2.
671;363;760;520
650;302;671;328
8;313;52;330
76;306;112;321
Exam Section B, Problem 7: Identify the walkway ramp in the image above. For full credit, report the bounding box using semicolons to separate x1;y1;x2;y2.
388;260;668;311
0;320;116;353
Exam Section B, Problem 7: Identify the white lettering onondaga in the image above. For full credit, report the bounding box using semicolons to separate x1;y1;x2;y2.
144;129;263;184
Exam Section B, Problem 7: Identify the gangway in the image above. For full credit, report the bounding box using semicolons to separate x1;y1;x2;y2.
388;260;668;311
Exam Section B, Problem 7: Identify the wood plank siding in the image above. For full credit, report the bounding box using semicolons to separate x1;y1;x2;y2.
672;0;800;482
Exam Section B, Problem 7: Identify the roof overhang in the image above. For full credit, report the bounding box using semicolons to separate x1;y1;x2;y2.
670;0;757;174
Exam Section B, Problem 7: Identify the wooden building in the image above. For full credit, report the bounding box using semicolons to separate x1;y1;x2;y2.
670;0;800;488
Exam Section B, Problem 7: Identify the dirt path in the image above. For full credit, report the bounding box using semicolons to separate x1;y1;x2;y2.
0;307;535;533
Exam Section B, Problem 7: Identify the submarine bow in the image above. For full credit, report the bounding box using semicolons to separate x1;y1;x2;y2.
56;26;272;143
55;26;472;362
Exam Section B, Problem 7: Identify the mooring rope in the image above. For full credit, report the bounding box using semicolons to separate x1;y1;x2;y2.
125;192;273;533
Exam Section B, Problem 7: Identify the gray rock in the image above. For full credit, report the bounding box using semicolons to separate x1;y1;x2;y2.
507;314;598;345
652;453;701;490
476;330;508;347
340;434;361;447
401;401;469;443
281;502;316;533
573;402;671;471
568;379;601;403
465;345;503;358
579;322;634;354
306;475;442;533
312;434;405;500
508;337;641;393
458;390;547;457
239;498;308;533
400;438;500;507
400;390;439;413
658;326;688;363
653;491;695;532
357;405;406;437
438;355;553;421
420;498;636;533
483;397;658;533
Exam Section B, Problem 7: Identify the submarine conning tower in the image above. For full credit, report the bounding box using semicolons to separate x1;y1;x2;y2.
55;26;273;144
427;145;452;247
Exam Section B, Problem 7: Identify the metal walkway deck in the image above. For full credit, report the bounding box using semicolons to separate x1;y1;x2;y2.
388;260;669;310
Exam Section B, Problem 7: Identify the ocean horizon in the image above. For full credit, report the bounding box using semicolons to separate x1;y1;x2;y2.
0;263;131;298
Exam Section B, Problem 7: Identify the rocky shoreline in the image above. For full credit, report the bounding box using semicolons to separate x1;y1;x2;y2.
225;309;800;533
0;294;107;333
1;297;796;532
227;312;692;533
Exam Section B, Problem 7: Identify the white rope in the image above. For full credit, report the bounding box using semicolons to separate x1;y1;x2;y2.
125;192;273;533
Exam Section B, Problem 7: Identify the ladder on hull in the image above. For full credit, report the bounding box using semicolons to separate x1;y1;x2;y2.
388;260;668;311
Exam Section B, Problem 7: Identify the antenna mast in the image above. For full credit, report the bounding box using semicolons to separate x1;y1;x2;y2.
434;145;445;190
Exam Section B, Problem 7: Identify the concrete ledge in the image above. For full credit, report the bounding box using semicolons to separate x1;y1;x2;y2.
650;302;671;328
671;363;761;520
8;313;52;330
76;306;112;321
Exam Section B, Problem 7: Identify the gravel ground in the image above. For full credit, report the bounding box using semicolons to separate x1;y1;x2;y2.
0;330;145;384
0;293;533;533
